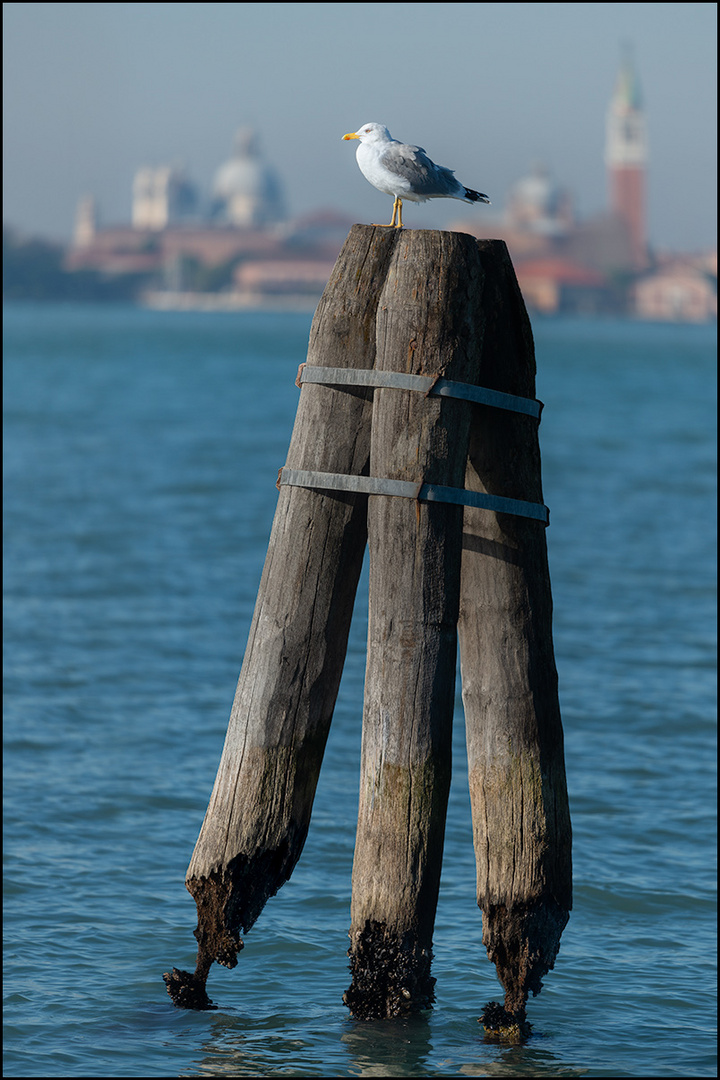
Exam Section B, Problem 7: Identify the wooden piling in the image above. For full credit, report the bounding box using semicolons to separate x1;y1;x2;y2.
344;231;486;1019
164;226;401;1009
164;228;571;1027
457;240;572;1033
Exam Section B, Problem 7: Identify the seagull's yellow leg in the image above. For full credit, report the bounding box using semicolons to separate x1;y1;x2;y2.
373;197;403;228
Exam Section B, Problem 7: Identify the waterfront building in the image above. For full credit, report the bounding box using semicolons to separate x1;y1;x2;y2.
633;258;717;322
132;165;199;230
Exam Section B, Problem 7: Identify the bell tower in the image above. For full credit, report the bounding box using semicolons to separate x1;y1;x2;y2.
605;45;648;269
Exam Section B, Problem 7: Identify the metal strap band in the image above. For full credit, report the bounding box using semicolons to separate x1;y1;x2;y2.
278;468;549;525
298;365;543;419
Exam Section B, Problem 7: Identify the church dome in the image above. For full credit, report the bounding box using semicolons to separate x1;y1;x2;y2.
211;128;285;227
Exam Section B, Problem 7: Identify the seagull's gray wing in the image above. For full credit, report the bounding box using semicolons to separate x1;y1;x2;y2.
379;142;460;197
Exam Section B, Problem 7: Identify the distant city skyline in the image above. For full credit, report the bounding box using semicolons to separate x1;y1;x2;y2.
3;3;717;251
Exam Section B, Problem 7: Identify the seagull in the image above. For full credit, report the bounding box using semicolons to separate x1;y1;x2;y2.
343;122;490;229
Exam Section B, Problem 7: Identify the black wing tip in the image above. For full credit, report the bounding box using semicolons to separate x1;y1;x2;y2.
465;188;491;205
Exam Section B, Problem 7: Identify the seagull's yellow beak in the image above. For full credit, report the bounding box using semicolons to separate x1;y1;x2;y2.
343;132;359;141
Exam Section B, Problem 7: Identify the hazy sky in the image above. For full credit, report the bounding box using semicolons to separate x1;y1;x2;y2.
3;3;717;250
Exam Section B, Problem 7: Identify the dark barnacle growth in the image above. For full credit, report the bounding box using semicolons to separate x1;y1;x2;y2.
162;967;216;1011
480;1000;532;1044
163;870;245;1010
344;920;435;1020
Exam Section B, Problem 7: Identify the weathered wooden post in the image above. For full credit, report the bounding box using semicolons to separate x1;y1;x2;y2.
164;227;571;1033
458;240;572;1038
344;230;485;1018
164;226;401;1009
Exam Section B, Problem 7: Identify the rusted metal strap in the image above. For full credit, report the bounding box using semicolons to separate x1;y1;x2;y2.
297;365;543;419
278;468;549;525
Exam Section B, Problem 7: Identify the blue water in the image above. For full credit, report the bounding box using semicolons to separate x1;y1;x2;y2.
3;302;716;1077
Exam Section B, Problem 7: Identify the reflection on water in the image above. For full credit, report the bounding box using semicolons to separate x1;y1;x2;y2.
181;1009;590;1077
340;1016;435;1077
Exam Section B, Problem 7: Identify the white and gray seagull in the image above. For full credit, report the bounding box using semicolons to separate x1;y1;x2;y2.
343;122;490;229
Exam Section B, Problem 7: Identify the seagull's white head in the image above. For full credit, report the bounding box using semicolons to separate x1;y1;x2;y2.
342;123;392;144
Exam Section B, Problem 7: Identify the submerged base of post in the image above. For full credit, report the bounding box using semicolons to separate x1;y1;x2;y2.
162;967;217;1011
483;897;569;1016
163;871;247;1010
480;1000;532;1044
343;921;435;1020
